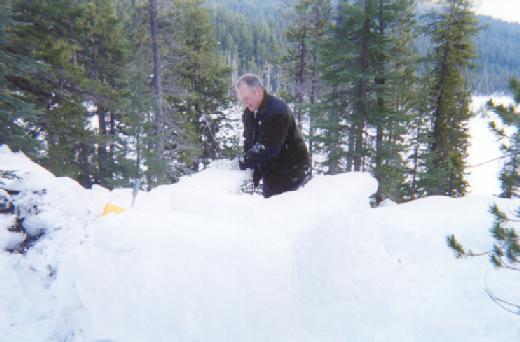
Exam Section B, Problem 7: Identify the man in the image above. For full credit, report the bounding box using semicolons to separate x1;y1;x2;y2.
236;73;311;198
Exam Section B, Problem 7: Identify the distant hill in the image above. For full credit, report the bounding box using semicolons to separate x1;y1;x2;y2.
207;0;520;94
472;15;520;94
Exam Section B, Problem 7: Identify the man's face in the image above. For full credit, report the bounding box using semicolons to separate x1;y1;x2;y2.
237;83;261;111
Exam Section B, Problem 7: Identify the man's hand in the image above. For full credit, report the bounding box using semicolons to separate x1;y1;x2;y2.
238;155;247;170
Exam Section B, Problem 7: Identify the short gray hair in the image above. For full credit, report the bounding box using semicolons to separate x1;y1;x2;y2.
236;73;264;90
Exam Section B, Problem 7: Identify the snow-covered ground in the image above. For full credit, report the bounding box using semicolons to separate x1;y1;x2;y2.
1;139;520;341
1;95;519;341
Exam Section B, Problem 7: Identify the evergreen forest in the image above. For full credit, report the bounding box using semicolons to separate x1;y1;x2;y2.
2;0;519;205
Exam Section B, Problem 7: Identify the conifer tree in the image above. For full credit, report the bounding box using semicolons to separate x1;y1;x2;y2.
448;203;520;315
285;0;312;128
78;0;132;188
159;0;230;177
405;77;434;200
149;0;169;184
119;0;154;188
320;0;417;204
9;0;96;183
447;78;520;316
307;0;331;172
0;3;43;156
370;0;417;204
286;0;331;171
487;78;520;198
420;0;479;197
319;1;366;174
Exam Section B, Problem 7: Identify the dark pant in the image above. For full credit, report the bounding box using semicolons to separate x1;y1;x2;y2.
262;173;311;198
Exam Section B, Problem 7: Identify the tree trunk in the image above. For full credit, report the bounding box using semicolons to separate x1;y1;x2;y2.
353;8;371;172
97;105;110;185
374;0;385;204
430;1;456;195
78;143;92;189
296;24;307;130
309;49;318;174
149;0;165;166
109;111;116;175
410;117;422;200
346;122;355;172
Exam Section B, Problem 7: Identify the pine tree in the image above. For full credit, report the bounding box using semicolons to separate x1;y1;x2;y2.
487;78;520;198
0;2;43;156
285;0;331;172
448;203;520;315
304;0;331;174
78;0;132;188
149;0;169;184
405;77;434;200
319;1;366;174
119;0;154;189
285;0;312;128
211;4;285;93
319;0;417;204
420;0;479;197
9;0;96;183
160;0;230;176
369;0;417;204
447;80;520;316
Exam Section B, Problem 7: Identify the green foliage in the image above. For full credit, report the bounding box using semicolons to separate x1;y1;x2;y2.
471;16;520;94
447;234;466;258
448;202;520;315
161;0;231;172
2;0;233;190
210;1;288;93
318;0;418;204
0;3;44;156
8;0;97;182
448;203;520;269
283;0;331;173
491;215;520;268
419;0;478;197
2;0;507;199
487;77;520;198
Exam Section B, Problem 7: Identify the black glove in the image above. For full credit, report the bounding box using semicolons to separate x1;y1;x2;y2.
238;155;247;170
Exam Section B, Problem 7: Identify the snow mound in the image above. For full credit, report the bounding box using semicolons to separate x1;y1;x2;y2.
1;145;519;341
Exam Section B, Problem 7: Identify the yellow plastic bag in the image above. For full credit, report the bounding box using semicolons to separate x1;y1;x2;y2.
102;203;126;216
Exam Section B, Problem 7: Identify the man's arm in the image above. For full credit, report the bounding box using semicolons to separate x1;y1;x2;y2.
242;113;290;168
242;111;254;153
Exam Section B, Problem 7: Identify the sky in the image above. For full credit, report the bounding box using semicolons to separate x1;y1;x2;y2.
475;0;520;23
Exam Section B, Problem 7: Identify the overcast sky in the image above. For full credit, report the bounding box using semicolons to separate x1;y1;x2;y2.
475;0;520;23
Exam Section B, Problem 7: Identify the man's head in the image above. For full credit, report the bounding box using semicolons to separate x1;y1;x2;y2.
236;73;265;112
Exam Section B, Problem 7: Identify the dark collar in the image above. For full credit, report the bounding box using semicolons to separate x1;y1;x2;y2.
257;90;269;113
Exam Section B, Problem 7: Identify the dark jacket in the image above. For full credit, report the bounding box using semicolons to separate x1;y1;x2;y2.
242;91;311;197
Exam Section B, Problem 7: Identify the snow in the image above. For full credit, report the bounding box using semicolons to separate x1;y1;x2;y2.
468;95;515;195
1;115;520;340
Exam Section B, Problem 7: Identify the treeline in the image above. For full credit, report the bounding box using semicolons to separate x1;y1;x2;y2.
212;0;520;95
1;0;234;190
0;0;499;205
283;0;479;204
472;15;520;94
209;0;292;93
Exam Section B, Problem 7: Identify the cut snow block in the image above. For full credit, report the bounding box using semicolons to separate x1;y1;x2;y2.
102;203;126;216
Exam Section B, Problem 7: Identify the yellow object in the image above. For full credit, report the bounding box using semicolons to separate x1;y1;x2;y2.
102;203;126;216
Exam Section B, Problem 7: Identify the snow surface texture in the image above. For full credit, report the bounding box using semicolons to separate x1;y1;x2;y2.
1;142;520;341
467;95;514;195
